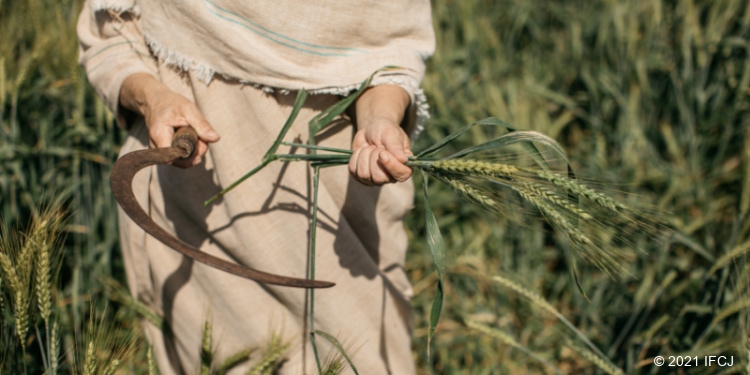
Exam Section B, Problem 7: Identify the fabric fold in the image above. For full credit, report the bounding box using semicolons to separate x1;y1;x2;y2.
77;1;157;128
79;0;435;136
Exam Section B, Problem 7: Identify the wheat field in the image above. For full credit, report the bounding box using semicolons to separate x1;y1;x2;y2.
1;0;749;374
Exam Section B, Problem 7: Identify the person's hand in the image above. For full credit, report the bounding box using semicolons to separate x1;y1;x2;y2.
120;73;220;168
349;85;412;185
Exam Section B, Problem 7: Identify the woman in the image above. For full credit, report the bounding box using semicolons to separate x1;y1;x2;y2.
78;1;434;373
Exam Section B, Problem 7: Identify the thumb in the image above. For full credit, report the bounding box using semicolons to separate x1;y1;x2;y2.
184;105;220;143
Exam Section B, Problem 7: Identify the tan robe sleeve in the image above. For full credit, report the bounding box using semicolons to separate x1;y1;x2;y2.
77;1;158;129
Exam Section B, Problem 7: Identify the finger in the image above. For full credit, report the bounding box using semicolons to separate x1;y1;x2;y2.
381;131;408;163
151;122;177;148
369;148;392;185
355;147;374;184
191;140;210;161
171;156;201;169
349;148;361;176
168;140;207;169
379;151;412;182
184;105;220;143
351;131;367;151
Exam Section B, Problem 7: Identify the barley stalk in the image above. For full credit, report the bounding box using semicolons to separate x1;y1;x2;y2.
200;320;213;375
520;181;593;221
49;320;59;374
102;276;164;329
709;240;750;275
0;56;5;108
514;185;626;277
320;359;344;375
535;170;626;212
148;346;161;375
444;176;607;276
433;159;519;178
16;236;34;282
735;262;750;298
465;319;522;349
35;234;52;323
565;341;624;375
14;290;29;348
313;330;359;375
433;173;506;213
492;275;612;365
33;206;64;325
217;347;254;375
465;319;563;374
103;359;121;375
712;298;750;327
514;187;592;247
5;238;35;350
423;157;635;277
246;334;290;375
84;340;97;375
493;276;558;318
0;252;20;294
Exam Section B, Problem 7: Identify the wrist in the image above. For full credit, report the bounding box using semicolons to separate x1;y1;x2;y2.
355;84;410;130
358;116;402;132
120;73;170;117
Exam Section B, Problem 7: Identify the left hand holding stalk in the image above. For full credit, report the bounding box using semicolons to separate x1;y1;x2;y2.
349;85;413;185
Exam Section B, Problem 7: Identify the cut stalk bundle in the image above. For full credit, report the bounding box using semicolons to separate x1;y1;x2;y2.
415;156;650;278
208;69;665;366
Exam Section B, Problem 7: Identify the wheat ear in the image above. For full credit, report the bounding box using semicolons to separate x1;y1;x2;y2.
493;275;615;370
148;346;161;375
320;360;344;375
432;159;519;178
565;341;624;375
200;320;213;375
246;334;290;375
433;173;507;213
84;340;97;375
2;245;32;349
35;233;52;323
535;170;626;212
217;347;255;375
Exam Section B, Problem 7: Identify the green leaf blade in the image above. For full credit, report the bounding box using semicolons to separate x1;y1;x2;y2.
421;171;446;358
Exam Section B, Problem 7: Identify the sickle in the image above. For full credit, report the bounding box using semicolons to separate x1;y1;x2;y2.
110;127;334;288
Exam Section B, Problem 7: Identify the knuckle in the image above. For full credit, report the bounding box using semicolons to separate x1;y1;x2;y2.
356;167;370;181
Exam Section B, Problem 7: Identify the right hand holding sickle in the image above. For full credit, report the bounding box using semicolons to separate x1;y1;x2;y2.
120;73;220;168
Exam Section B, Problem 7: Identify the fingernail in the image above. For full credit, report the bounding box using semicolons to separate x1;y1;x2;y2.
206;130;220;140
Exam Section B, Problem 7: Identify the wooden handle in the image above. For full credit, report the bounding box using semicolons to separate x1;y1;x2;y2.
172;126;199;159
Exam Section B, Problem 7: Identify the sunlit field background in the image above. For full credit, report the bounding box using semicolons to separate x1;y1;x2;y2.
2;0;749;373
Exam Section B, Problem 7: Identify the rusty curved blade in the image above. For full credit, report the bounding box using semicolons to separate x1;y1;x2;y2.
110;127;334;289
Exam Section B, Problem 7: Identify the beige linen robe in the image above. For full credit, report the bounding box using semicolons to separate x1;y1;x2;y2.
78;1;434;374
